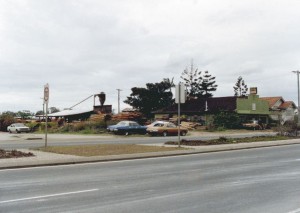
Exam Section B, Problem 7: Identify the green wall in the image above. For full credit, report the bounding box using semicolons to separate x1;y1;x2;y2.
237;94;270;115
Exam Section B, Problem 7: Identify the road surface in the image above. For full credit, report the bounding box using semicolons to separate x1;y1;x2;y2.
0;144;299;213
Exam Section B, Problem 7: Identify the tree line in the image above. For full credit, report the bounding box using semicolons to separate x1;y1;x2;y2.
124;62;248;119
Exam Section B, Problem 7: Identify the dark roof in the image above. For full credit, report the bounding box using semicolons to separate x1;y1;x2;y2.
153;96;237;114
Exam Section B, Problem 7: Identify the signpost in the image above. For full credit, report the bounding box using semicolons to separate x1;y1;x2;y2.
44;84;49;147
175;83;186;147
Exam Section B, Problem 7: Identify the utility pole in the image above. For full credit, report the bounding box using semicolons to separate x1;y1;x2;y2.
293;71;300;127
117;89;122;114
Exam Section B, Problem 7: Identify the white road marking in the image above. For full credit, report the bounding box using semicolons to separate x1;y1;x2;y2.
0;189;99;204
287;208;300;213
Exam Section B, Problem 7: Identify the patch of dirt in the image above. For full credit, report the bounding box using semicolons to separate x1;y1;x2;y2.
0;149;35;158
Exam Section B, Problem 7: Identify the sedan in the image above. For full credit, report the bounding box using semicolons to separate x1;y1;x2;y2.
107;121;147;135
147;121;188;137
7;123;30;133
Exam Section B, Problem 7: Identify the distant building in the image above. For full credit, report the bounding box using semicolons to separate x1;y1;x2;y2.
153;94;270;125
260;96;297;124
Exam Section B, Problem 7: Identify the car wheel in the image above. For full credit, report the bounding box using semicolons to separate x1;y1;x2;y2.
181;131;187;136
16;129;20;133
163;131;168;137
8;130;11;134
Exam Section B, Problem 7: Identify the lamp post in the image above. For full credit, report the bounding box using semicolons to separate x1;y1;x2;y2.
292;71;300;127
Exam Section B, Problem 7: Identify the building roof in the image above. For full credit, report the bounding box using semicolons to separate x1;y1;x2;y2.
153;96;237;114
259;97;284;108
260;97;297;110
278;101;296;109
47;109;93;117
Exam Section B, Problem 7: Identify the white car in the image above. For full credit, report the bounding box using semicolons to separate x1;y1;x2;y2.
7;123;30;133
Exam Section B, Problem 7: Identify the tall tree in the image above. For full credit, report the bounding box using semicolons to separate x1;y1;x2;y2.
163;77;175;92
180;62;203;98
199;70;218;98
16;110;33;119
49;107;60;113
181;62;218;99
233;76;248;97
124;79;174;118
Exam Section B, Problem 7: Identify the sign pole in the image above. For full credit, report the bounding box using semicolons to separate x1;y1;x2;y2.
45;101;48;147
178;84;181;148
175;83;186;148
44;84;49;148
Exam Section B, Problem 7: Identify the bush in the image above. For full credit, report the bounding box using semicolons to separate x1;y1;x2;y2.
213;112;241;129
26;122;40;132
0;114;15;131
38;122;59;132
217;136;228;142
274;121;298;136
72;122;87;131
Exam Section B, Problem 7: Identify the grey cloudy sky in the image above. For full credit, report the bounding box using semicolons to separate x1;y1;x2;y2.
1;0;300;113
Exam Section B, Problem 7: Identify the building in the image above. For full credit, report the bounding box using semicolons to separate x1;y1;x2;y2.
153;94;270;125
260;97;297;124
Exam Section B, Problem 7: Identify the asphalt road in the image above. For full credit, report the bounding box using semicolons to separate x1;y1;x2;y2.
1;144;300;213
0;131;276;149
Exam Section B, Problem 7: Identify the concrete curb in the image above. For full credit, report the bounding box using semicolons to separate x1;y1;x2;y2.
1;139;300;170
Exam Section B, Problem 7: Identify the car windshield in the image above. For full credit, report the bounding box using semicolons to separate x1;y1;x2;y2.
14;123;26;127
117;121;128;126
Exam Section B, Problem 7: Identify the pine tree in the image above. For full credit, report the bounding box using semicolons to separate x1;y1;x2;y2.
180;62;203;99
233;76;248;97
181;62;218;99
199;70;218;98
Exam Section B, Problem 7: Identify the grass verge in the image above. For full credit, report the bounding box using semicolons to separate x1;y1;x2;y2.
165;135;294;146
35;144;184;157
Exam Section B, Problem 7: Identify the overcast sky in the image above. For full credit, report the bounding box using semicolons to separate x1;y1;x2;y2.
1;0;300;113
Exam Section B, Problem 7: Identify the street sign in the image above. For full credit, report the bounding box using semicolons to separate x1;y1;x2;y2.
44;84;49;103
175;83;186;103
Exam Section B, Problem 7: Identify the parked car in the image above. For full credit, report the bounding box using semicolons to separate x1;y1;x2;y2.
146;121;188;136
146;120;166;127
107;121;147;135
7;123;30;133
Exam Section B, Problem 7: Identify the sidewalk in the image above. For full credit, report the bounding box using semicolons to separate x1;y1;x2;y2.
1;138;300;170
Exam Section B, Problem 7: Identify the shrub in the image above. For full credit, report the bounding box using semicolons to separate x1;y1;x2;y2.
274;121;298;136
26;122;40;132
217;136;228;142
38;122;59;132
213;112;241;129
90;120;107;129
0;114;15;131
72;122;87;131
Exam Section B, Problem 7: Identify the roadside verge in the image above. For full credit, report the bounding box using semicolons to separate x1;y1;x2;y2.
1;138;300;170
